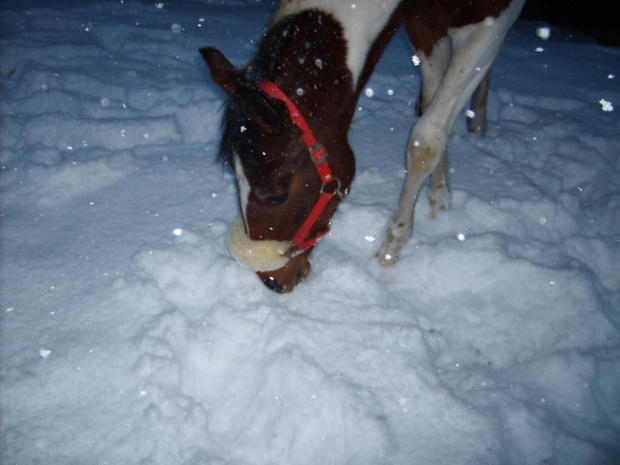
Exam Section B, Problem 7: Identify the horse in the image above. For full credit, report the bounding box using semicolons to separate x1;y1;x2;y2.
201;0;526;293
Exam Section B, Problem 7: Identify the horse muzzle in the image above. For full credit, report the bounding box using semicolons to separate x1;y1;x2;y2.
257;254;311;293
227;216;311;292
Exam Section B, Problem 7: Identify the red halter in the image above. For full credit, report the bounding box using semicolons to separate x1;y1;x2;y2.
258;80;342;256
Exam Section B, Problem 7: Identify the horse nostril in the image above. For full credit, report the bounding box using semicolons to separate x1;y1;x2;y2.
262;276;284;293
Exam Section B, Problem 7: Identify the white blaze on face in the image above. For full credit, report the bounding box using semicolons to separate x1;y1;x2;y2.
229;159;290;271
234;154;251;229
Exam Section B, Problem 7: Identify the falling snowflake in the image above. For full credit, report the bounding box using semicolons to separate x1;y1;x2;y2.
40;348;52;358
535;47;544;52
599;98;613;112
155;2;164;9
536;27;550;40
411;55;420;66
364;88;374;97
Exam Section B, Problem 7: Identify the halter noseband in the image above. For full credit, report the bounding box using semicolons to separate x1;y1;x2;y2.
258;80;343;257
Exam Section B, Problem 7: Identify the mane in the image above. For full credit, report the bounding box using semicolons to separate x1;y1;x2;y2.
218;86;265;167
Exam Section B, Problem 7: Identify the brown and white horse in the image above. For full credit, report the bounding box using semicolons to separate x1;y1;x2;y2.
201;0;526;292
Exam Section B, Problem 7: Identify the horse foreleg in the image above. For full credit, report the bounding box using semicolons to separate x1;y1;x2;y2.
378;121;448;265
378;27;451;264
378;8;517;265
408;29;453;222
467;68;491;138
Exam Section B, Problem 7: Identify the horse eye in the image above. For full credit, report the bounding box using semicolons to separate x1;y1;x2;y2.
261;192;288;206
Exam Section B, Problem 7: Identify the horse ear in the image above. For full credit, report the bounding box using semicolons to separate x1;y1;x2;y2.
199;47;242;94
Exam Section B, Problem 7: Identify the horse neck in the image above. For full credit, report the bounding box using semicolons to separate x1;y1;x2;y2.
272;0;403;92
250;10;351;137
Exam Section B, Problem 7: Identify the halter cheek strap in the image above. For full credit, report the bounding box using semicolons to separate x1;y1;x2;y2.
258;80;343;256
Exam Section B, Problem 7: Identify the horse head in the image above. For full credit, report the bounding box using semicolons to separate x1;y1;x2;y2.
200;46;354;292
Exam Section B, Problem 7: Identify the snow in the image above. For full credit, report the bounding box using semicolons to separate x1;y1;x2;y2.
1;1;619;464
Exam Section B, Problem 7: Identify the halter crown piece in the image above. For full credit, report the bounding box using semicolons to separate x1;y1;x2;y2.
227;81;343;272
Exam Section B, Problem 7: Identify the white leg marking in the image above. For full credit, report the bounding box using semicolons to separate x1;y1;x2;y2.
378;0;525;265
234;155;251;230
428;149;450;219
417;38;451;114
467;68;491;138
417;39;452;219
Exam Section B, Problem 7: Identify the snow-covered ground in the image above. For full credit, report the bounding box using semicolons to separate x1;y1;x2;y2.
1;1;619;464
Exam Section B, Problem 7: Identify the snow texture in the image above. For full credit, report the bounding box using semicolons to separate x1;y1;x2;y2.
1;1;619;464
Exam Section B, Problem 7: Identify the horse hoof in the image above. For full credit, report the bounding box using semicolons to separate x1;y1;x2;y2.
376;249;399;266
427;203;446;220
378;255;398;266
377;222;409;266
428;187;449;219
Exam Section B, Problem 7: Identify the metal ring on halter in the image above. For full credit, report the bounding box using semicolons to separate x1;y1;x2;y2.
320;177;342;197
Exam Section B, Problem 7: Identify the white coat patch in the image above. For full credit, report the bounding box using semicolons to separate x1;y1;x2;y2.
273;0;401;86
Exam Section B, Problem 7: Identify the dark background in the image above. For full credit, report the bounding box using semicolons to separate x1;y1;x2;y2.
520;0;618;46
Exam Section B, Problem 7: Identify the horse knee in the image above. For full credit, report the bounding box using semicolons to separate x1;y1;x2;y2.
407;138;445;178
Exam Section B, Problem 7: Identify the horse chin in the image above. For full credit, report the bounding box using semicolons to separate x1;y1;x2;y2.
256;253;311;293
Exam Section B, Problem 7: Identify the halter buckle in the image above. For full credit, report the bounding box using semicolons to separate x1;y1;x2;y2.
310;143;327;164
